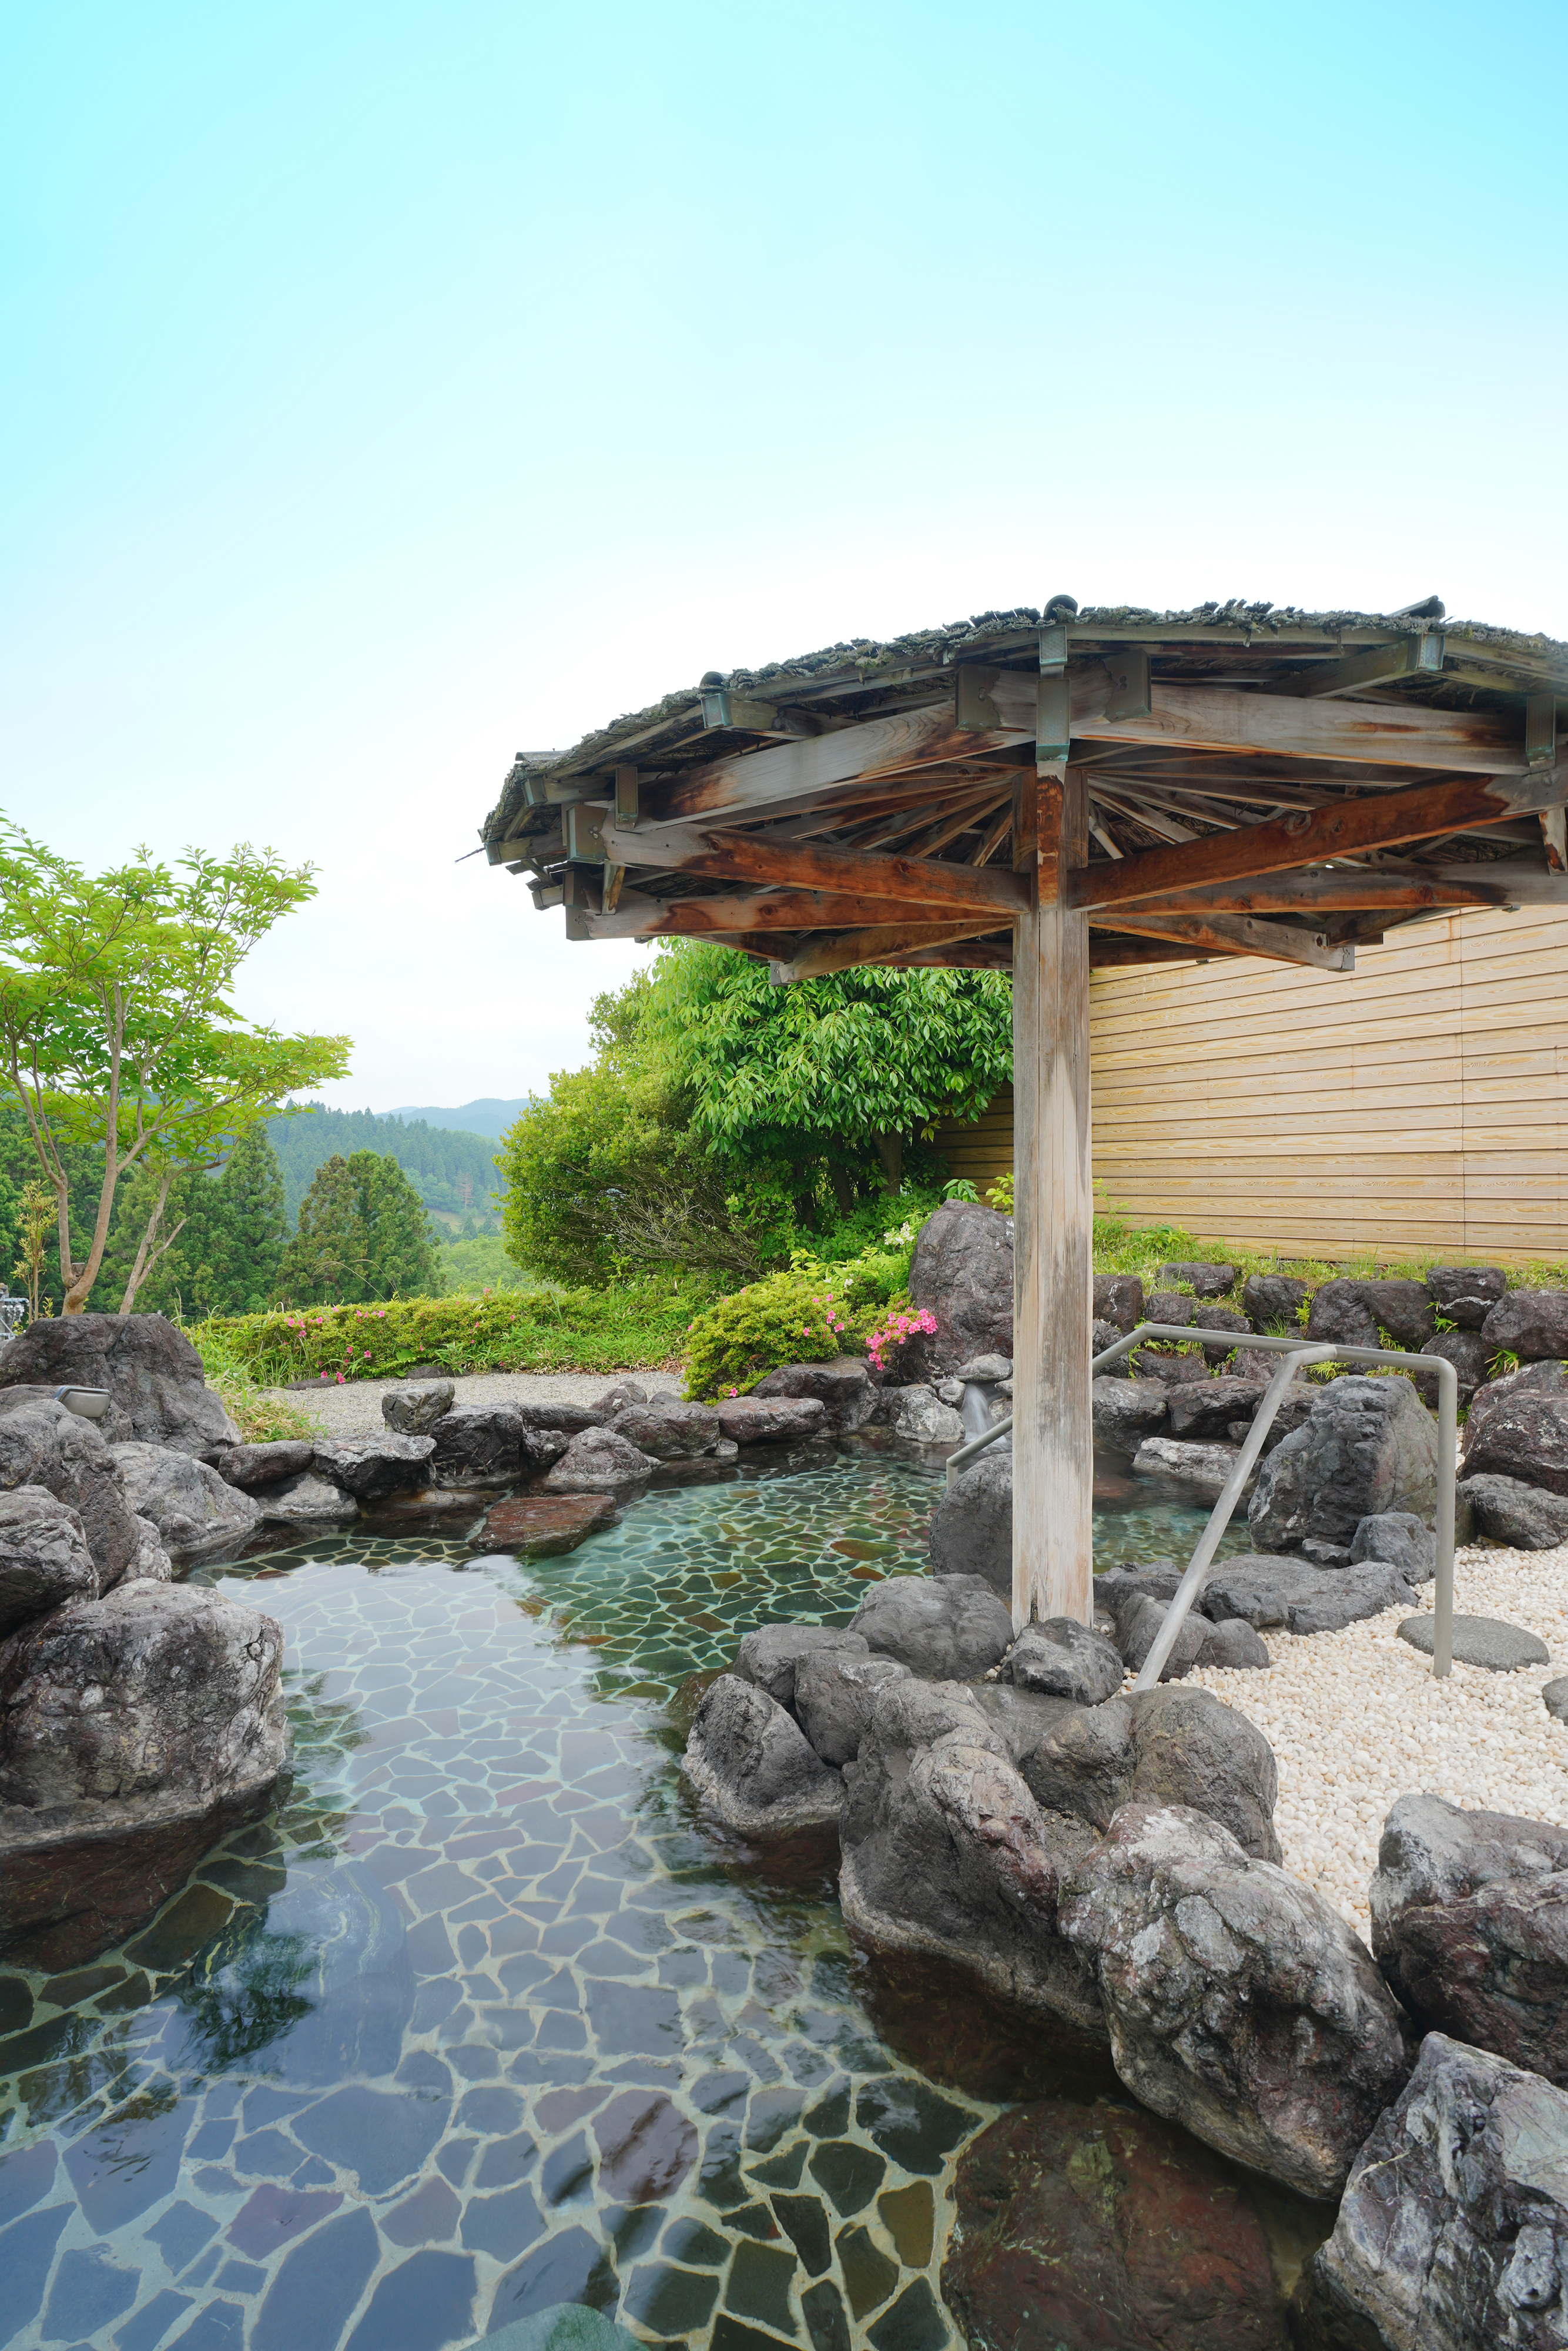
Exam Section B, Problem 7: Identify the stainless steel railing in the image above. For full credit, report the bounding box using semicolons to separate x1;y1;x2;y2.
942;1320;1458;1681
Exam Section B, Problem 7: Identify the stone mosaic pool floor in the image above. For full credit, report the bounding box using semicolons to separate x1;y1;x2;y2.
0;1445;1254;2351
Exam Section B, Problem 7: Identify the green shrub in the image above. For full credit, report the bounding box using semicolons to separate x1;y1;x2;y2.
682;1268;864;1399
192;1274;716;1387
185;1320;325;1442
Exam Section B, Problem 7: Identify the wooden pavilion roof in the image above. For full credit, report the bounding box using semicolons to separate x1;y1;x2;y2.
478;598;1568;980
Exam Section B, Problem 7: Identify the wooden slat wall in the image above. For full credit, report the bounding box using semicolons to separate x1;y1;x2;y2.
931;907;1568;1262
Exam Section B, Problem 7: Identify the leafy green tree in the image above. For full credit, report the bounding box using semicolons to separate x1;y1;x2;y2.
356;1152;444;1299
274;1151;444;1304
219;1126;291;1311
100;1123;294;1317
0;826;351;1311
641;943;1013;1200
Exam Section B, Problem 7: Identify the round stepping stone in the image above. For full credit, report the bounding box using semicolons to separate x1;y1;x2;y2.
1396;1614;1550;1671
1543;1677;1568;1723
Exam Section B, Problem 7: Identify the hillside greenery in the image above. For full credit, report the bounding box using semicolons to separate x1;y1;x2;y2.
267;1103;501;1227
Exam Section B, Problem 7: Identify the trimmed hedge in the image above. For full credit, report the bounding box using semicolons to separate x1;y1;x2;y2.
189;1276;712;1387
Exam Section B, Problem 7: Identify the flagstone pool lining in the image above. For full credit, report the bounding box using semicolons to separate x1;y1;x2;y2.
0;1454;1272;2351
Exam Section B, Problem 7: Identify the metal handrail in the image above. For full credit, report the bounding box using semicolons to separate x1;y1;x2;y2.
942;1319;1458;1681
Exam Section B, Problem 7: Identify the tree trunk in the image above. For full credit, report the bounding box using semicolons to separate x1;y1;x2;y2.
828;1166;856;1218
874;1133;902;1192
119;1169;183;1312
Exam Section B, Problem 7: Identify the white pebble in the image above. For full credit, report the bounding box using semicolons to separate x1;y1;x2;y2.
1184;1537;1568;1940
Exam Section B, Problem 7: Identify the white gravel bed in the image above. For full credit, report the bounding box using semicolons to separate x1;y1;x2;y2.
257;1368;684;1438
1185;1539;1568;1940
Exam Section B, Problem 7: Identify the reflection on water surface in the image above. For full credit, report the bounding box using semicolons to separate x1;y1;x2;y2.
0;1445;1272;2350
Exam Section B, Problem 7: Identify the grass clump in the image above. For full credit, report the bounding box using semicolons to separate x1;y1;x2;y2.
186;1319;325;1442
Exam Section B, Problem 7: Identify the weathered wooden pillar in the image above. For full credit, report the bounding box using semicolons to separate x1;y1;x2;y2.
1011;759;1093;1629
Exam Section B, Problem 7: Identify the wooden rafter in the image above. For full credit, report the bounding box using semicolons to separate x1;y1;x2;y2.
595;819;1028;915
1097;909;1355;970
1068;765;1568;914
768;919;1007;983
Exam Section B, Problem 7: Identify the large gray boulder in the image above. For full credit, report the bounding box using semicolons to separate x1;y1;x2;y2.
1201;1552;1414;1636
682;1673;843;1833
0;1580;290;1969
733;1622;867;1710
1243;1272;1311;1333
1007;1618;1124;1707
381;1379;456;1435
213;1439;314;1491
1464;1358;1568;1451
1415;1329;1492;1406
1133;1436;1248;1498
1022;1686;1281;1862
928;1449;1011;1599
1359;1278;1439;1349
715;1395;828;1446
253;1470;359;1528
751;1357;876;1431
1108;1592;1208;1681
906;1201;1014;1374
1426;1263;1507;1329
0;1390;145;1589
0;1489;99;1638
793;1645;911;1766
839;1677;1105;2032
1093;1274;1144;1332
112;1441;263;1560
1248;1375;1438;1553
1458;1473;1568;1550
514;1398;607;1435
313;1433;437;1500
886;1384;964;1443
541;1425;658;1498
849;1573;1014;1680
1306;1280;1381;1350
1060;1801;1410;2198
0;1577;287;1808
609;1399;724;1459
1461;1390;1568;1500
1166;1378;1268;1441
1371;1794;1568;2083
1161;1260;1235;1300
1352;1510;1436;1580
428;1402;532;1483
1294;2032;1568;2351
0;1311;240;1454
1091;1378;1168;1454
1481;1286;1568;1362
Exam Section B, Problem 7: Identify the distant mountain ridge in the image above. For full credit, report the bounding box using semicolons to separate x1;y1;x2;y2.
387;1098;532;1141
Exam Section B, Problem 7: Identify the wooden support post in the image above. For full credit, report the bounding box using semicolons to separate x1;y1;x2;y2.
1011;763;1093;1631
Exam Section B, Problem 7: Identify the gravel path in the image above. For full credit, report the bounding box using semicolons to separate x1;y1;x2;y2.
259;1368;684;1438
1188;1538;1568;1939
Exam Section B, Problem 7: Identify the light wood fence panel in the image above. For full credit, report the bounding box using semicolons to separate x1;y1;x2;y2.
931;907;1568;1262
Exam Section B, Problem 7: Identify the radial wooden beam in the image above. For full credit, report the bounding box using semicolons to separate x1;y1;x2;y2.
651;700;1027;822
768;919;1006;983
595;818;1028;915
956;662;1527;775
1068;765;1568;915
583;886;974;939
1098;909;1355;970
1128;868;1510;916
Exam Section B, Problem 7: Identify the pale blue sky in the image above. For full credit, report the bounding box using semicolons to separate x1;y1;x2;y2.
4;2;1564;1107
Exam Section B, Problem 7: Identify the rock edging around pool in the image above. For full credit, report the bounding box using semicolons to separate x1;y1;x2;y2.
684;1574;1568;2348
682;1575;1405;2203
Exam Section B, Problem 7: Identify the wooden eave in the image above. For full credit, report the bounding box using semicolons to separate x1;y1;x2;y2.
481;598;1568;978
